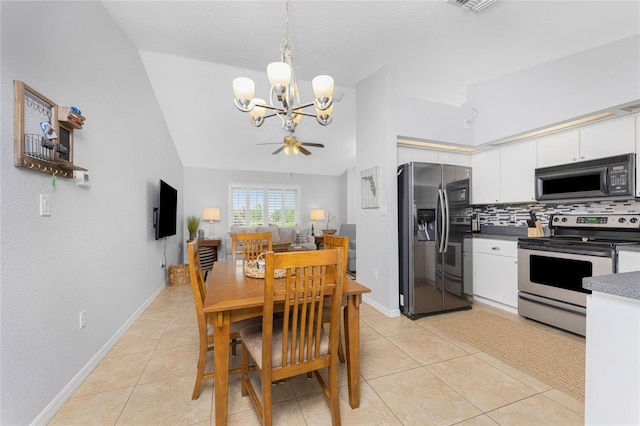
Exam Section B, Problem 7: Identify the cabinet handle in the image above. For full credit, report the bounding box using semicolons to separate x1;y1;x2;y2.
491;247;500;251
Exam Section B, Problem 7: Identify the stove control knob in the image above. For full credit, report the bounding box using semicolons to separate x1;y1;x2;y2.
630;217;639;224
619;217;626;224
561;217;568;222
553;217;559;222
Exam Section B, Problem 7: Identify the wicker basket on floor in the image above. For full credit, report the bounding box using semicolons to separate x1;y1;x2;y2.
169;264;190;286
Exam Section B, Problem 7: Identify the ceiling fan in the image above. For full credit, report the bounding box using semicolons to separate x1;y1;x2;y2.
257;133;324;156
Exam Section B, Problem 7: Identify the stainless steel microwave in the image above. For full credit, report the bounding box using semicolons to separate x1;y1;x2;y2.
535;153;636;202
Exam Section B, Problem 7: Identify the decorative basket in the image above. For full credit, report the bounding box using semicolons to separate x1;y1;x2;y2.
272;241;292;252
169;264;190;286
244;253;287;279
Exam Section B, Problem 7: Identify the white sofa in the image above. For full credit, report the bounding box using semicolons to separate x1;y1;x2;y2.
227;226;317;256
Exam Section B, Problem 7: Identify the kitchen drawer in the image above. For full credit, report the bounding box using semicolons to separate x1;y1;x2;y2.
473;238;517;257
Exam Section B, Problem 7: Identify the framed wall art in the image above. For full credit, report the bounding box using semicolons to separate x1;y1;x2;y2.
360;166;379;209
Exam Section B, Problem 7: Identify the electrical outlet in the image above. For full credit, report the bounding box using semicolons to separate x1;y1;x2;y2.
373;268;379;279
79;310;86;330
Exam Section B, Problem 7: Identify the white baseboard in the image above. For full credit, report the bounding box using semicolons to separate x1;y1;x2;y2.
32;284;165;425
363;295;401;318
472;295;518;315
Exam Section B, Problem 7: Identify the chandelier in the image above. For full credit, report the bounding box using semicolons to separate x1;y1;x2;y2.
232;1;334;132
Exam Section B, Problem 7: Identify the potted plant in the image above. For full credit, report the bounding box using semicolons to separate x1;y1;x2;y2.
187;215;200;240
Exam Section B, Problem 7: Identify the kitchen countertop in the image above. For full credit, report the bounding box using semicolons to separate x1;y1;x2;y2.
583;271;640;301
466;225;539;242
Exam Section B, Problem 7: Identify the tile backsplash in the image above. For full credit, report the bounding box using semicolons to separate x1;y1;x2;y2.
476;199;640;228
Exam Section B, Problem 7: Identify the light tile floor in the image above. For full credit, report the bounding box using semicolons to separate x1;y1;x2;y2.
50;283;585;425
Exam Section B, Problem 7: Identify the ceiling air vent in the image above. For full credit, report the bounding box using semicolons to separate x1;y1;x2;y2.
449;0;498;13
620;103;640;113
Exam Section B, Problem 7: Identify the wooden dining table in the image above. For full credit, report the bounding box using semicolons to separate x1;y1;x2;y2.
203;259;371;425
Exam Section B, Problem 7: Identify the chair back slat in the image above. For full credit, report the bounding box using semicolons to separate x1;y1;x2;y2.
231;232;273;264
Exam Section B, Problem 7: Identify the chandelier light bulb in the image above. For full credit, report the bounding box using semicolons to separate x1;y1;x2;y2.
293;146;300;155
312;75;334;99
250;99;267;117
284;146;291;155
233;77;255;101
267;62;292;89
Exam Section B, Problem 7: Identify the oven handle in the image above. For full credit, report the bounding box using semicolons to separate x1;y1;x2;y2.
517;243;614;258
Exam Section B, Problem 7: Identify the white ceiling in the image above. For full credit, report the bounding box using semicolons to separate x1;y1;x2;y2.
101;0;640;175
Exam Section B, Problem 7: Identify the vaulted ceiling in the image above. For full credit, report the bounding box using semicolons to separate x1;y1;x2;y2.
102;1;640;176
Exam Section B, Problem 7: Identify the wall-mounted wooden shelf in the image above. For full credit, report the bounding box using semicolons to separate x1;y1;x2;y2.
13;81;87;178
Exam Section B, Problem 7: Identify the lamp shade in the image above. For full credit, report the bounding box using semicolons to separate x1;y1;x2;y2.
310;209;325;222
232;77;255;101
312;75;334;99
249;98;267;118
202;207;220;221
267;62;291;88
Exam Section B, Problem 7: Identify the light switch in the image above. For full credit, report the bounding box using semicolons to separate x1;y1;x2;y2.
40;194;51;217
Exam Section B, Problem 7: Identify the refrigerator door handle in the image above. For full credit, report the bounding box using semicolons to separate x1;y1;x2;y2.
442;189;450;253
437;189;446;253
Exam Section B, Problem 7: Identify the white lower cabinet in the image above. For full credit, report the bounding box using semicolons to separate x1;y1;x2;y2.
585;291;640;425
472;238;518;312
618;249;640;273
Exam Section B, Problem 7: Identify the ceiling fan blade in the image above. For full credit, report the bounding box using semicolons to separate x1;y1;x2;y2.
257;142;283;146
299;146;312;156
272;146;284;155
299;142;325;148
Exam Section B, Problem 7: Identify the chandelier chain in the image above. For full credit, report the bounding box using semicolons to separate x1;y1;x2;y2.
281;1;291;61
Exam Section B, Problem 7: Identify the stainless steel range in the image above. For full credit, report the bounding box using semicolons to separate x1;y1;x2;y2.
517;213;640;336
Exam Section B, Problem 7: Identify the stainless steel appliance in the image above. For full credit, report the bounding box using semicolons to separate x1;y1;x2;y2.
518;213;640;335
535;153;635;202
398;162;473;318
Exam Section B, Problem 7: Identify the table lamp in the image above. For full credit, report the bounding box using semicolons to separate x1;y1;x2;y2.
202;207;221;238
310;209;325;236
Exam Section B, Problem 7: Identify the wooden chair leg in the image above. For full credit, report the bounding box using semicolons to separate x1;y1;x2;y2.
192;343;208;399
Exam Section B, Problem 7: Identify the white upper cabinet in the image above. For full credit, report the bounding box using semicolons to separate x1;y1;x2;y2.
471;149;500;204
537;116;636;168
537;130;580;168
500;140;537;203
471;141;537;205
397;146;471;167
580;115;636;160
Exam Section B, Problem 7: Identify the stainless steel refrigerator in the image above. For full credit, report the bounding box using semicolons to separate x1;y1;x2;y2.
398;162;473;318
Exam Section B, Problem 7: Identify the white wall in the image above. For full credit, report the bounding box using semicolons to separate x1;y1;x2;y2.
356;67;401;317
0;2;183;424
468;35;640;144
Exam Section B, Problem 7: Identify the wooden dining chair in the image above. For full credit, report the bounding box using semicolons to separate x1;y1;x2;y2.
240;248;345;426
187;239;258;399
323;234;349;363
231;232;273;264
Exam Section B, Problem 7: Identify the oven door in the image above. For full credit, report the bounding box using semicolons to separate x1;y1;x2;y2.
517;248;614;307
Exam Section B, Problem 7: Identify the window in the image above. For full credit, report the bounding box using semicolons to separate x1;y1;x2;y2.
230;184;300;227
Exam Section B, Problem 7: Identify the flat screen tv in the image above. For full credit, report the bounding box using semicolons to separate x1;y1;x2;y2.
154;180;177;240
